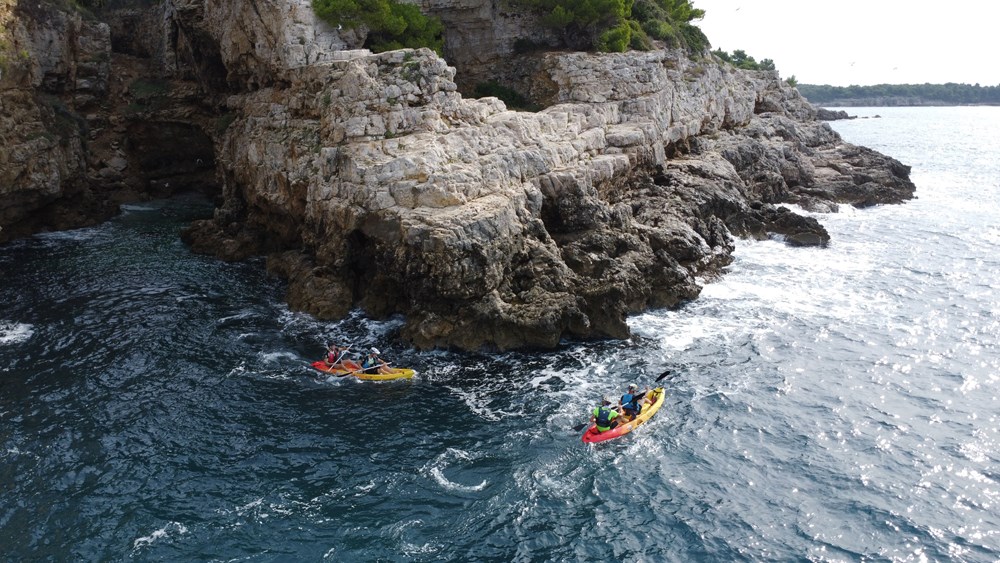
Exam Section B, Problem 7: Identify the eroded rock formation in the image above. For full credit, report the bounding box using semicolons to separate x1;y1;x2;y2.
1;0;915;350
0;0;219;243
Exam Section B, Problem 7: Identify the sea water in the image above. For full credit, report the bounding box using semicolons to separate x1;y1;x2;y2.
1;107;998;561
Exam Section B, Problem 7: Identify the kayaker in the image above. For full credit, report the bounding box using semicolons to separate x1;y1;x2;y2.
590;396;620;433
620;383;649;422
361;347;392;375
325;344;349;368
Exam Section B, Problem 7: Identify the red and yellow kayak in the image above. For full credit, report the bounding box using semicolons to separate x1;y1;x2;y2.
310;360;415;381
581;387;665;443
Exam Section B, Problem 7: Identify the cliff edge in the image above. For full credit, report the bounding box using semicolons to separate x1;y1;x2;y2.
1;0;915;350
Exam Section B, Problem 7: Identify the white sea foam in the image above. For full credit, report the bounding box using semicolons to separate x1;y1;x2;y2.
382;520;441;557
33;228;100;242
422;448;488;492
131;521;188;552
448;384;517;421
428;466;487;492
226;362;249;378
119;204;158;212
3;446;40;460
259;350;300;364
216;496;315;526
236;498;264;514
216;310;256;325
0;322;33;345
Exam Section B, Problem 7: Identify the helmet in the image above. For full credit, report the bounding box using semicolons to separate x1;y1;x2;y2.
370;347;380;355
628;383;638;391
602;395;613;405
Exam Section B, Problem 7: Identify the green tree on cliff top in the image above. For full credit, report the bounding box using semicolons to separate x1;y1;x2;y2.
311;0;443;54
518;0;707;53
713;48;775;71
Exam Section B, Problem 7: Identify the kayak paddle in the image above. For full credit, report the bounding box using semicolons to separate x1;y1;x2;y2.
341;361;392;377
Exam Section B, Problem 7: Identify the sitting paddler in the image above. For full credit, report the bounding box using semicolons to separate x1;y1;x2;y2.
590;396;621;433
361;347;392;375
619;383;649;422
324;343;350;368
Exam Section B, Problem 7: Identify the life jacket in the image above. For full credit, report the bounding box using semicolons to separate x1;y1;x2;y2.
595;406;613;427
362;356;380;373
622;392;638;410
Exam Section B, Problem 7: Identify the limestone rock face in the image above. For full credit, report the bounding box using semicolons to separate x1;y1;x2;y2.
416;0;559;95
0;1;114;241
183;41;913;350
2;0;916;350
166;0;360;90
0;0;235;243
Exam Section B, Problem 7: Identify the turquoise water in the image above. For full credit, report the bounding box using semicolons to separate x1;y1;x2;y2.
2;107;998;560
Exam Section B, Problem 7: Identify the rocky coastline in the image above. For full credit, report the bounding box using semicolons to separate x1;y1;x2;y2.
0;0;916;350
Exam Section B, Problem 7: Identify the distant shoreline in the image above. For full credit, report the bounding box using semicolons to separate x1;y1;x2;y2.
797;83;1000;107
814;101;1000;108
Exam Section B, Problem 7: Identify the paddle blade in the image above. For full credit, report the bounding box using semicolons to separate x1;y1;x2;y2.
572;422;588;432
654;369;673;382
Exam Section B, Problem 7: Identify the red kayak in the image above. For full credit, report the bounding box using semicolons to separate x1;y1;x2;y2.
311;359;361;376
582;387;665;443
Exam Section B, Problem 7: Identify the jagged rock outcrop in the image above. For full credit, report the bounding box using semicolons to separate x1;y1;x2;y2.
815;107;852;121
177;36;913;349
0;0;221;243
2;0;916;350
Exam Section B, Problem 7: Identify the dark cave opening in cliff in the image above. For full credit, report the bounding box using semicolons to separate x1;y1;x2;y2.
123;121;219;199
343;229;405;318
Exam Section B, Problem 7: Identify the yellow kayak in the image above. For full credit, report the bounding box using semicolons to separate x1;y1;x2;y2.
311;360;415;381
354;367;415;381
582;387;665;443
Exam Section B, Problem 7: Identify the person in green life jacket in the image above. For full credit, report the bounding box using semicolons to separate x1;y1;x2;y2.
590;396;620;433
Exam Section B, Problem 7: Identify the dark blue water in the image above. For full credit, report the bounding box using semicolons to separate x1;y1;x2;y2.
2;107;999;561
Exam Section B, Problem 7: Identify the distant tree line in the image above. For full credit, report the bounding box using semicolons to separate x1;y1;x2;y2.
797;83;1000;106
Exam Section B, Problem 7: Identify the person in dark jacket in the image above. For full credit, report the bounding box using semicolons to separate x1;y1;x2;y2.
361;347;392;375
620;383;649;422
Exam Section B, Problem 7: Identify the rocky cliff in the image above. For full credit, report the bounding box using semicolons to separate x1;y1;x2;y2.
0;0;222;243
0;0;915;350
